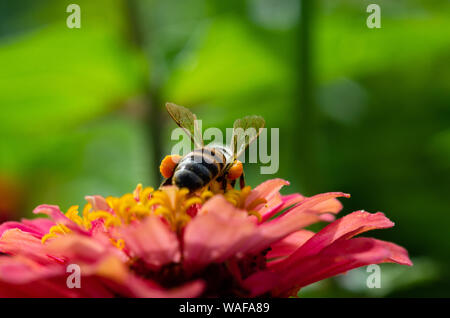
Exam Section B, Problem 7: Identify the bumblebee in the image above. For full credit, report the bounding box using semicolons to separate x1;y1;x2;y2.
160;103;265;192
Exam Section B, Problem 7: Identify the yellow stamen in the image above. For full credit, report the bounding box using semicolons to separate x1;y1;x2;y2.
41;233;56;244
110;238;125;250
148;186;200;232
201;190;214;200
41;224;71;243
223;186;266;220
248;211;262;223
247;198;267;211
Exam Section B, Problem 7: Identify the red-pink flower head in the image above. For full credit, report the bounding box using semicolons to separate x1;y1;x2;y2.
0;179;412;297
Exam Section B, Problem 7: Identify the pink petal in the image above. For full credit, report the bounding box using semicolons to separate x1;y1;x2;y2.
267;230;315;259
259;196;284;223
242;210;320;255
45;233;125;264
246;179;289;221
282;211;395;265
125;276;205;298
88;219;107;236
183;196;257;270
279;193;344;216
116;216;181;269
33;205;68;223
0;255;63;284
0;218;54;239
0;256;120;297
0;255;85;297
0;232;203;298
0;278;82;298
246;179;289;208
20;218;55;236
33;205;87;234
284;192;349;217
318;213;336;222
85;195;110;211
312;197;344;214
0;229;56;264
241;192;350;255
244;237;412;296
280;194;305;210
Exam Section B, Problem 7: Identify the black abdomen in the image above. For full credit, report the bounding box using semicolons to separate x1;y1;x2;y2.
172;147;226;191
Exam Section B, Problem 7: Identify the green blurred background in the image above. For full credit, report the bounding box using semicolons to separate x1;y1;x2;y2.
0;0;449;297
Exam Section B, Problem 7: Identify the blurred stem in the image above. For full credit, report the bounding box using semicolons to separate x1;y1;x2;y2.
126;0;164;184
295;0;321;194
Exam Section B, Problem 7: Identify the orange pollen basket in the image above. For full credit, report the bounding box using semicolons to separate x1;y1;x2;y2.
227;161;243;180
160;155;182;178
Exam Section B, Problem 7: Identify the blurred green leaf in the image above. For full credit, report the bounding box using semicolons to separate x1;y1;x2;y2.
163;17;290;104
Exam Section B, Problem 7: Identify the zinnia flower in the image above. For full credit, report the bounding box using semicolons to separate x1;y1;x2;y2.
0;179;412;297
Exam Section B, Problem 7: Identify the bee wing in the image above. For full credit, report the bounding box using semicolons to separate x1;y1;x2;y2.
231;115;265;160
165;102;204;148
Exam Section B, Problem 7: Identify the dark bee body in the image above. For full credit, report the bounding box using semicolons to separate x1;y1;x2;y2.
173;146;232;191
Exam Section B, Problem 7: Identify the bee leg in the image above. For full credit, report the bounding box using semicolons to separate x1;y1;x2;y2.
159;177;173;188
221;177;228;191
230;179;237;189
239;172;246;190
